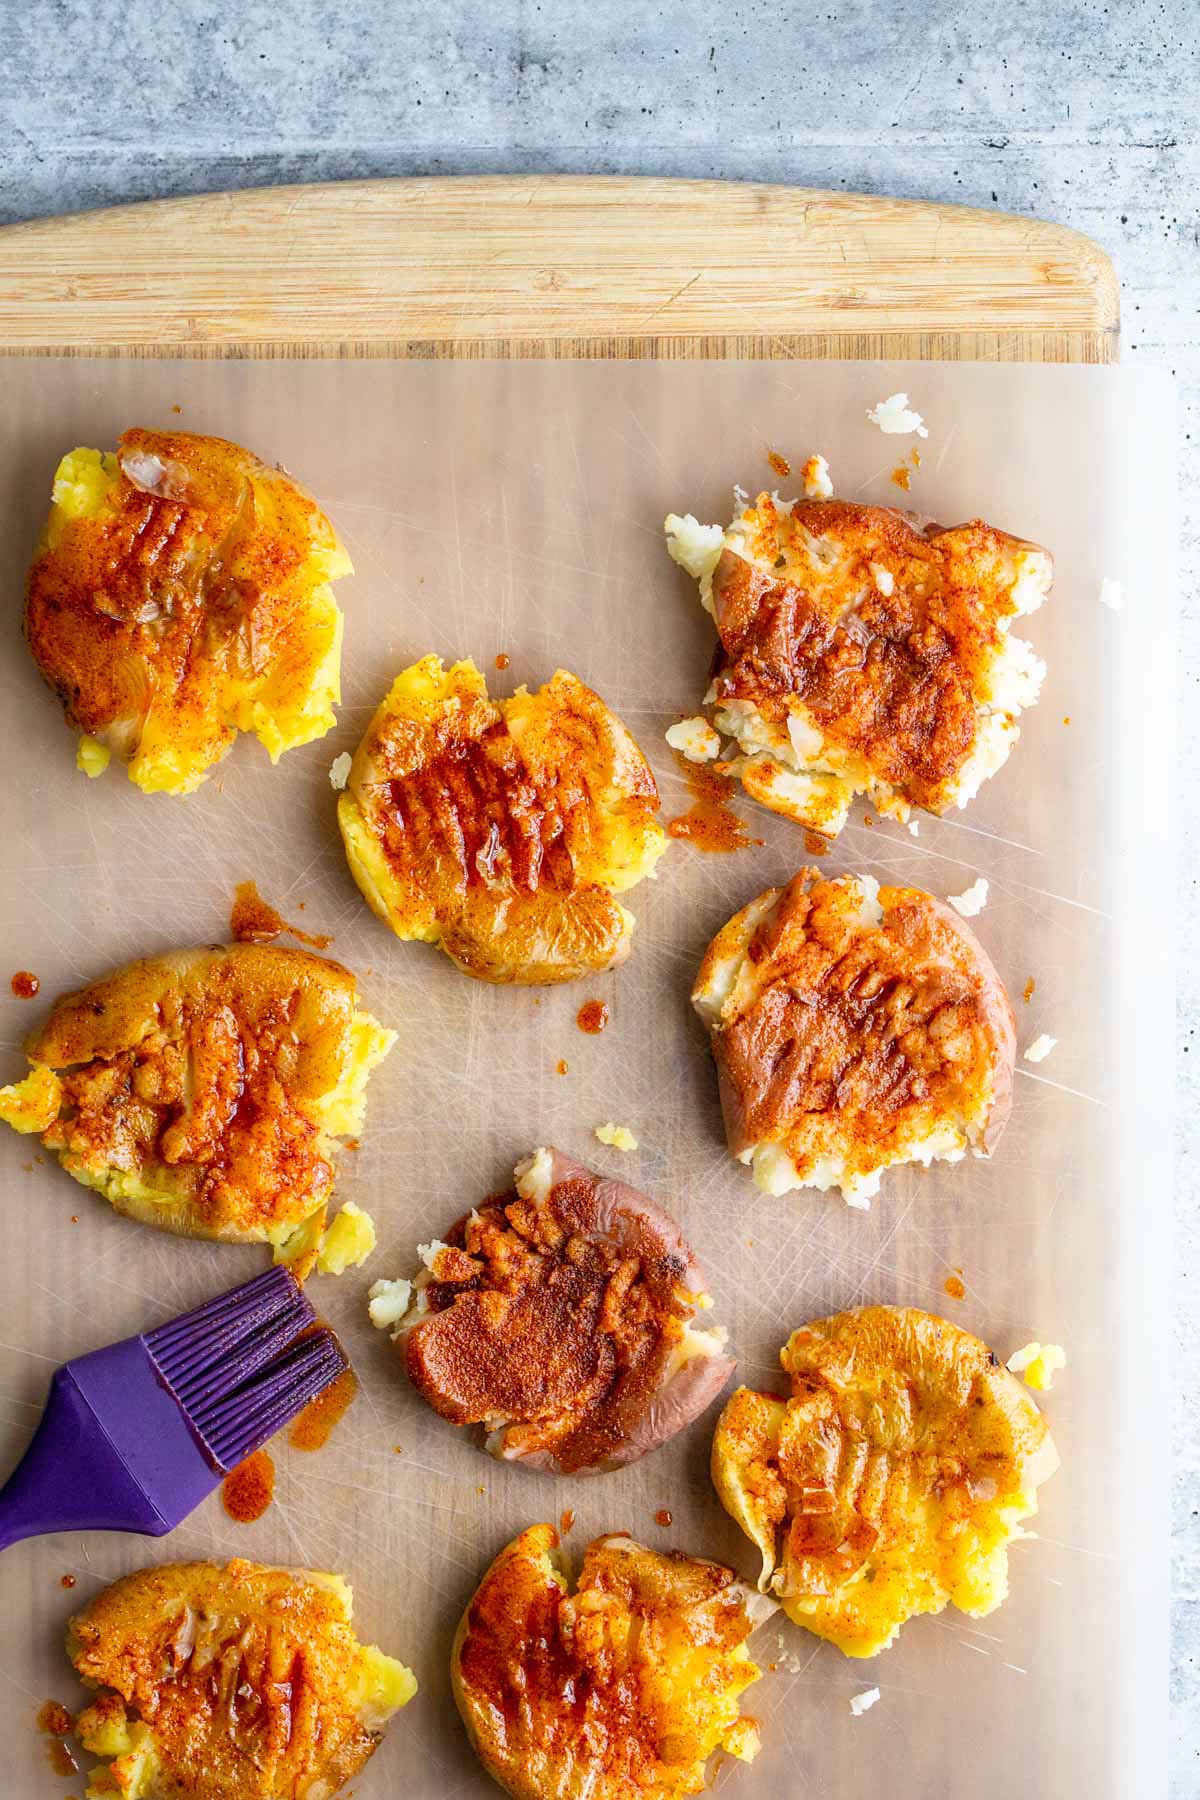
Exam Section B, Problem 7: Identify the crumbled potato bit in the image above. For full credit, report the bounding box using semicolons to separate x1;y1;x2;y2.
947;877;989;918
866;393;929;437
271;1209;326;1276
594;1122;638;1152
664;512;725;580
1007;1341;1066;1391
76;1699;160;1800
367;1277;414;1333
0;1066;63;1134
349;1642;419;1725
800;453;833;499
665;716;721;763
76;735;111;778
316;1202;376;1274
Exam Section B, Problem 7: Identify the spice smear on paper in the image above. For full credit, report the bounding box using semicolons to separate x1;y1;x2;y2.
666;753;759;854
221;1449;275;1523
231;880;332;949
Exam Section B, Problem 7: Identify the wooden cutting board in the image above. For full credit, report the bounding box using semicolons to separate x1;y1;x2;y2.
0;181;1154;1800
0;176;1118;362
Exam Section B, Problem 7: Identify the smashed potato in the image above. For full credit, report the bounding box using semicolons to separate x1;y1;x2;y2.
68;1559;415;1800
453;1526;765;1799
711;1306;1058;1657
0;944;391;1261
665;494;1051;836
338;655;667;983
26;431;350;793
693;870;1016;1205
370;1147;733;1474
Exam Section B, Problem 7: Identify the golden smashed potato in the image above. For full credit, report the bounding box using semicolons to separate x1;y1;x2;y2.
452;1525;764;1799
338;655;667;983
68;1559;415;1800
25;431;350;793
711;1306;1059;1657
0;943;392;1261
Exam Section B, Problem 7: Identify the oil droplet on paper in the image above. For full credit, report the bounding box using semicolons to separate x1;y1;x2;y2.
576;1000;609;1035
231;880;331;949
290;1366;358;1452
11;970;39;998
36;1702;78;1778
666;753;759;854
221;1448;275;1523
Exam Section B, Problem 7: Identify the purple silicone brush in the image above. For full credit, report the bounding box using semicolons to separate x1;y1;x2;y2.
0;1265;346;1549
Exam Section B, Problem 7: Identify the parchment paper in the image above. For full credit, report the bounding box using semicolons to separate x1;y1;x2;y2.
0;360;1175;1800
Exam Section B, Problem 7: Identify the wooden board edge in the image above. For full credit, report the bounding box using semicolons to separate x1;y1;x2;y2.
0;177;1119;360
0;330;1115;364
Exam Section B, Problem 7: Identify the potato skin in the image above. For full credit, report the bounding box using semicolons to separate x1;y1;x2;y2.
397;1148;735;1475
885;886;1017;1153
449;1526;563;1800
694;870;1017;1195
504;1340;734;1477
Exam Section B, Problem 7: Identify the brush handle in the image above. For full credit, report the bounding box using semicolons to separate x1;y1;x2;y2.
0;1367;173;1550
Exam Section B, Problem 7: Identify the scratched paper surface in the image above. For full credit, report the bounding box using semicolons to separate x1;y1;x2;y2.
0;361;1174;1800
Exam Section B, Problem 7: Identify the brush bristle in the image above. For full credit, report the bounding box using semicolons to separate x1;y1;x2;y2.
201;1329;348;1469
144;1266;347;1470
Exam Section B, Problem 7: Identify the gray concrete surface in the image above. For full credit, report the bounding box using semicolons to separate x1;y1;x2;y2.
2;0;1197;1787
